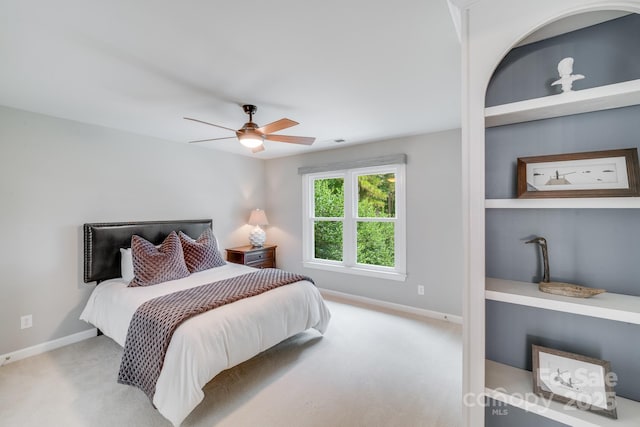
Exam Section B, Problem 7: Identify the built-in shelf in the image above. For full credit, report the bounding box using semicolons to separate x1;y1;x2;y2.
485;197;640;209
485;79;640;127
486;278;640;324
486;360;640;427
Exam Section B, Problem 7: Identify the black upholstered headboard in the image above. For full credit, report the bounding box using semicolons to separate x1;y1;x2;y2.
83;219;213;283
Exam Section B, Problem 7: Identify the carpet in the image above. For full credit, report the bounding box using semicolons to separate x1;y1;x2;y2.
0;298;462;427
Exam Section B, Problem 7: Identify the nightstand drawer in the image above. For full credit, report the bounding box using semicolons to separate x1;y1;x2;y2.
245;250;273;263
225;244;277;269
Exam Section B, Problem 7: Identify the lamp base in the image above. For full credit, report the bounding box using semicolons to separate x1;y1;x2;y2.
249;225;266;247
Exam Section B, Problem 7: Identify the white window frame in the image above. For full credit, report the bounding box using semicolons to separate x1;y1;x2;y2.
302;164;406;281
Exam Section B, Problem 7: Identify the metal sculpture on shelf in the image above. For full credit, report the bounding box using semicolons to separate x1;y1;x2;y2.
525;236;605;298
551;57;585;93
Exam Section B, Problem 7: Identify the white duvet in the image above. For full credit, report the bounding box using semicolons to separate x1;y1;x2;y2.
80;263;331;426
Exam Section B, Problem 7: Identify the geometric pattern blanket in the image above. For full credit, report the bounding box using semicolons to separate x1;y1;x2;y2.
117;268;314;401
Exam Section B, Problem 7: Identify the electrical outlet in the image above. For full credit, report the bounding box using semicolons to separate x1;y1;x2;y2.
20;315;32;330
417;285;425;295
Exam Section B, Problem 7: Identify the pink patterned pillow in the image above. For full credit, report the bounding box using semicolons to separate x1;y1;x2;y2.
128;231;190;287
179;228;226;273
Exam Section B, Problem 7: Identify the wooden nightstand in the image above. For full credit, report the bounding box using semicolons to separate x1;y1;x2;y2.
225;244;277;269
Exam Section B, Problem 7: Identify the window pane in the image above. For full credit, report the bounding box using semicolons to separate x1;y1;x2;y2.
314;221;343;261
314;178;344;217
358;173;395;218
357;222;394;267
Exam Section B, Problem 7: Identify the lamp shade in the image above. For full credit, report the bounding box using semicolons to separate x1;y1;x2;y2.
248;209;269;226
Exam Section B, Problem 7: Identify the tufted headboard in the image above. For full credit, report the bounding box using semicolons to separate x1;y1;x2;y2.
83;219;213;283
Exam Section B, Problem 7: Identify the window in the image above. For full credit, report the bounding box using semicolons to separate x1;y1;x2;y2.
303;164;406;281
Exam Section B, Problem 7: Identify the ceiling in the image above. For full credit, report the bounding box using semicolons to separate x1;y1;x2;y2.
0;0;461;158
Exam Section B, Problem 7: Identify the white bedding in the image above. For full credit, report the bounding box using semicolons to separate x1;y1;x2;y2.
80;263;330;426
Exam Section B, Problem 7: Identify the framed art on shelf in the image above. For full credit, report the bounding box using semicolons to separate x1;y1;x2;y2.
532;345;618;419
517;148;640;198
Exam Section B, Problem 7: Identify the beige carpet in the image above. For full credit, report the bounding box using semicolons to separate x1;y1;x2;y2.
0;298;462;427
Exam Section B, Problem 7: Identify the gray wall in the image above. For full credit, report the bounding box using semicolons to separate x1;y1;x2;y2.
487;301;640;401
486;13;640;106
486;209;640;296
0;106;265;355
486;106;640;200
265;130;463;316
485;13;640;426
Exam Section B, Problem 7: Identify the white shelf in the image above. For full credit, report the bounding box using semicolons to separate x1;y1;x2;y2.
485;197;640;209
486;360;640;427
485;79;640;127
486;277;640;324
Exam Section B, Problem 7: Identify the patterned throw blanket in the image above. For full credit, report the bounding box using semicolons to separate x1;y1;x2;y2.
117;268;314;400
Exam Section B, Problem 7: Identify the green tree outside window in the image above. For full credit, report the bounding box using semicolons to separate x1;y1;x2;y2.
313;174;395;267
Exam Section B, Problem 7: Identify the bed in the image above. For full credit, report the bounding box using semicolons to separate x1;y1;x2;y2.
79;219;331;426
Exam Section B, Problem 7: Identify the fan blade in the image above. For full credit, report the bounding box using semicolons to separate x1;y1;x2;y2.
184;117;237;133
251;144;265;154
264;134;315;145
257;118;298;134
188;136;236;143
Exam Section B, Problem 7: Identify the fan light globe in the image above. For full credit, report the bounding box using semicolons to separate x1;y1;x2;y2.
238;133;263;148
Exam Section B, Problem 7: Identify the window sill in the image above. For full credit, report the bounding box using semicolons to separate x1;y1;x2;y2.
303;261;407;282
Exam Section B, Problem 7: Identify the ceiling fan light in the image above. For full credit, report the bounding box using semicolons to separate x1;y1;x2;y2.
238;133;263;148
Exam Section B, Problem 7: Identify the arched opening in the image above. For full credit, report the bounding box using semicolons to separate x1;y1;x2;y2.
487;11;640;107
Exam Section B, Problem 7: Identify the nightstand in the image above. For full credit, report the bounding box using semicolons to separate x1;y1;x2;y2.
225;244;277;269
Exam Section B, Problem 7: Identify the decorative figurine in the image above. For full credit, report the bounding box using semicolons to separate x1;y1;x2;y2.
551;57;585;93
525;236;605;298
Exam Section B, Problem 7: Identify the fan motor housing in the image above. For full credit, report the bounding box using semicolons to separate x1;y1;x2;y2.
242;122;259;131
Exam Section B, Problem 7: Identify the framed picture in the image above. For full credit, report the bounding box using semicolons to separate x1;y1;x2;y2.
517;148;640;198
532;345;618;419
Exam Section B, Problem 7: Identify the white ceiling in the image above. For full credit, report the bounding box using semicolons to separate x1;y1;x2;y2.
0;0;461;158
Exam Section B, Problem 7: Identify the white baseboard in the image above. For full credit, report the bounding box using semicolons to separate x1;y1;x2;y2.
319;288;462;324
0;328;97;366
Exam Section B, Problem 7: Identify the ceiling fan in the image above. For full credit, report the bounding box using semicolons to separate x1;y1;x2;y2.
184;104;315;153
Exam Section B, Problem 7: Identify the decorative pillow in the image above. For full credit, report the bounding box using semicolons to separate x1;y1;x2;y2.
128;231;190;287
120;248;134;282
179;228;226;273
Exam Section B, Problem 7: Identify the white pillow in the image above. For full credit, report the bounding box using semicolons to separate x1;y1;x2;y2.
120;248;134;282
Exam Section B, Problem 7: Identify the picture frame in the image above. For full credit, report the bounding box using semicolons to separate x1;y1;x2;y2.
517;148;640;198
532;345;618;419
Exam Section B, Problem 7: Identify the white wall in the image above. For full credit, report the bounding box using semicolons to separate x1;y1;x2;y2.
0;106;265;355
265;130;463;316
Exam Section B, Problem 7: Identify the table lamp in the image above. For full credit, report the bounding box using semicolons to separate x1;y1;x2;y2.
248;209;269;247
